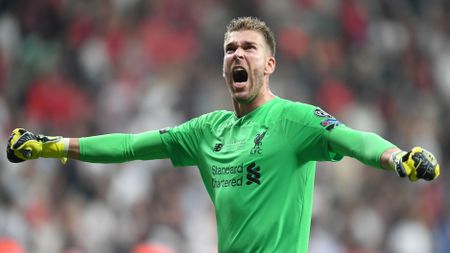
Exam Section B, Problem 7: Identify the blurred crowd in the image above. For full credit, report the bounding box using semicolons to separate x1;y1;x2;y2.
0;0;449;252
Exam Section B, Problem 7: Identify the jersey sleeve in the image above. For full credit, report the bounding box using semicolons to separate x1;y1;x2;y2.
159;116;203;167
283;104;345;162
328;126;396;169
79;130;169;163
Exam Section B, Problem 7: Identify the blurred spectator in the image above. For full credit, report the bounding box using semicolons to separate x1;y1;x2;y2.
0;237;25;253
132;242;175;253
315;78;354;115
278;25;310;61
340;0;368;46
24;73;92;133
387;220;433;253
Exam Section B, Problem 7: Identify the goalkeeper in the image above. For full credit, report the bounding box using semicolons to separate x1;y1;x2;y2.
7;17;440;253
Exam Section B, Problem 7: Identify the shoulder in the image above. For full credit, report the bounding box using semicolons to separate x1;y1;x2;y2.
162;110;233;135
185;110;234;129
276;98;340;129
275;98;318;121
196;110;233;123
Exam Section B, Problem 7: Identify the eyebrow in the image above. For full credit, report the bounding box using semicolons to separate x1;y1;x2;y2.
225;40;258;49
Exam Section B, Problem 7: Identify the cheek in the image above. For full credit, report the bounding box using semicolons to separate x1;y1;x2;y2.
251;56;266;69
223;56;232;70
250;59;265;76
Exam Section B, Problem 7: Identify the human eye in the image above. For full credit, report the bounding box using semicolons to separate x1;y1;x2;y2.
225;45;236;54
245;44;257;51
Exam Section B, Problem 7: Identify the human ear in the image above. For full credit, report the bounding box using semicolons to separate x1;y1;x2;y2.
264;56;276;75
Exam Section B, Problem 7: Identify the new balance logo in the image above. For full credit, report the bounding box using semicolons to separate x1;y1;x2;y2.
246;162;261;185
213;143;223;152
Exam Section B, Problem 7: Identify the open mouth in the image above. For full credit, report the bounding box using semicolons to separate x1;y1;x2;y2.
232;68;248;83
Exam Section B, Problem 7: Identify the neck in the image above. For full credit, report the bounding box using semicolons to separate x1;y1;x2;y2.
233;87;276;118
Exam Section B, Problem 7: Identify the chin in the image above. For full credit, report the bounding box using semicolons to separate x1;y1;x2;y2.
233;94;255;105
232;95;247;103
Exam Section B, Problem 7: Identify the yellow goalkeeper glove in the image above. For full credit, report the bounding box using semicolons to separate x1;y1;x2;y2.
7;128;68;164
390;147;440;181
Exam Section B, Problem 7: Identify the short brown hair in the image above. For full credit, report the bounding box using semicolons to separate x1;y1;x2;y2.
224;16;276;56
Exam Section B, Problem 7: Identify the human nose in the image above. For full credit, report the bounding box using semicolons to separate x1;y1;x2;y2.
233;47;244;59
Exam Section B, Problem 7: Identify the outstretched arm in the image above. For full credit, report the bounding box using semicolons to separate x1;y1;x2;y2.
328;127;440;181
7;128;169;164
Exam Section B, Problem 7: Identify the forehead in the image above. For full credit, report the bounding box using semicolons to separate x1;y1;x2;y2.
224;30;265;46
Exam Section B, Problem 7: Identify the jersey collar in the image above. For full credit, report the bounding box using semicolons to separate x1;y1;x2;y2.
233;96;280;123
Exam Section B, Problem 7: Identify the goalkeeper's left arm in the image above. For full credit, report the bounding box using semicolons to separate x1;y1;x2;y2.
7;128;169;164
327;126;440;181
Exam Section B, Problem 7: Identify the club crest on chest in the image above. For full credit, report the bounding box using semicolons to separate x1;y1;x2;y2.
250;130;267;155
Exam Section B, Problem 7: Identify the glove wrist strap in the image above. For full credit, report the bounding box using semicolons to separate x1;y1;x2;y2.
389;151;408;177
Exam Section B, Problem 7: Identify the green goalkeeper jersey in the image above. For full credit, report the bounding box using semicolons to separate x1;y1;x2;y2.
77;96;394;252
160;97;345;253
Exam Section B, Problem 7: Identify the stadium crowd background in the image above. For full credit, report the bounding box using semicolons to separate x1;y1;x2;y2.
0;0;449;252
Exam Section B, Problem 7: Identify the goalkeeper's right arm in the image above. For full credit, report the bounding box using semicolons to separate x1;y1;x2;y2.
7;128;169;164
